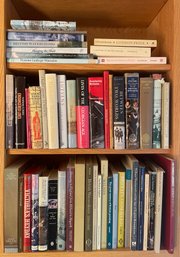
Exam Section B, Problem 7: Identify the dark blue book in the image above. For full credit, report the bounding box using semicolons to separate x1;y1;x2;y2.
107;176;113;249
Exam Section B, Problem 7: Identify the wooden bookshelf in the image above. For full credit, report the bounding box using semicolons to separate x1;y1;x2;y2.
1;0;180;256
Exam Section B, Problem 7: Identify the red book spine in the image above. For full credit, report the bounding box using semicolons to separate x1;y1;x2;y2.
66;164;75;250
76;77;89;148
103;71;110;148
25;88;32;149
23;173;32;252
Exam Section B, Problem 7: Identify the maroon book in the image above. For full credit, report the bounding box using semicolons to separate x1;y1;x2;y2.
150;154;175;253
103;71;110;149
66;158;75;251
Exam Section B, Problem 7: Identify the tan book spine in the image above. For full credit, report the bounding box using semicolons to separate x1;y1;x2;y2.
161;82;170;149
94;38;157;47
109;74;113;149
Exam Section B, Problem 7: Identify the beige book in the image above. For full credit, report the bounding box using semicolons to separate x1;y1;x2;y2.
45;73;59;148
74;156;85;251
92;156;98;250
109;74;113;149
161;82;170;149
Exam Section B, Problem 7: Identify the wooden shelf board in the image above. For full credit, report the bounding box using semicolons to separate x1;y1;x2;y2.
7;148;171;155
10;0;168;28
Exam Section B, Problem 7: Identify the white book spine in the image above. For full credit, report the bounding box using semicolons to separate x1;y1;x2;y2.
7;58;98;64
57;75;68;148
162;82;170;149
98;56;167;64
45;73;59;149
143;173;149;251
97;175;102;250
39;70;49;149
6;74;14;149
7;47;87;54
94;38;157;47
57;171;66;250
92;163;98;250
112;173;118;249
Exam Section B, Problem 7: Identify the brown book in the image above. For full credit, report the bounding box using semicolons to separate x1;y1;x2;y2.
140;77;153;148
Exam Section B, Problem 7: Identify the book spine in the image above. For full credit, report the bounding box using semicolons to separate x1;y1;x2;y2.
94;38;157;47
48;179;58;250
31;174;39;251
161;82;170;149
66;80;77;148
88;77;104;148
118;171;125;248
7;58;98;64
103;71;110;148
148;172;156;250
66;166;75;251
7;47;88;54
112;76;125;149
38;177;48;251
29;86;43;149
14;76;26;148
125;73;140;149
39;70;49;149
25;88;32;149
23;174;32;252
153;79;162;148
57;75;68;148
112;173;118;249
140;78;154;148
107;176;113;249
45;74;59;149
84;160;93;251
143;173;150;251
10;20;76;31
97;175;102;250
57;171;66;250
125;168;132;248
109;74;113;149
92;162;98;250
98;56;167;64
137;166;145;250
76;77;89;148
6;74;14;149
18;175;23;252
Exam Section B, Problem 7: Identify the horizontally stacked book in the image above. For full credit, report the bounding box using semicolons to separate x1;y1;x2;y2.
90;38;167;64
4;154;175;253
6;72;170;150
6;19;96;64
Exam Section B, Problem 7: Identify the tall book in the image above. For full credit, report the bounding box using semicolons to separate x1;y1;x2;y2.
66;80;77;148
97;174;102;250
38;70;49;149
140;77;154;148
161;82;170;149
92;156;98;250
84;157;93;251
6;74;14;149
45;73;59;149
112;76;125;149
103;71;110;148
57;163;67;250
88;77;104;148
25;88;32;148
14;76;26;148
109;74;113;149
107;175;113;249
74;156;85;251
4;159;29;253
76;77;89;148
124;73;140;149
28;86;43;149
57;75;68;148
143;172;150;251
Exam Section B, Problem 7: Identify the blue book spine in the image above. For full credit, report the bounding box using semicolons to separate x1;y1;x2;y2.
131;161;139;250
112;173;118;249
107;176;113;249
137;165;145;250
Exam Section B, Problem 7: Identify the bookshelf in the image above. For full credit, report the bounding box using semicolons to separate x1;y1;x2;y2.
1;0;180;256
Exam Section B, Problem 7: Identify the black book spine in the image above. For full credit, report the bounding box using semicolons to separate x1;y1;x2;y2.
14;76;26;148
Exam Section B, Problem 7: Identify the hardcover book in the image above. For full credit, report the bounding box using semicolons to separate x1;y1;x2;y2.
103;71;110;148
97;174;102;250
143;172;150;251
6;74;14;149
92;156;98;250
161;82;170;149
25;88;32;149
107;176;113;249
94;38;157;47
88;77;104;148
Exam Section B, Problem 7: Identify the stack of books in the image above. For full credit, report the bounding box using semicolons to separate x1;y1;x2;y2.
6;19;96;64
90;38;167;64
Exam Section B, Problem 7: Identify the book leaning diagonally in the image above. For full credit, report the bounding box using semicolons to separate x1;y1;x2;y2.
94;38;157;47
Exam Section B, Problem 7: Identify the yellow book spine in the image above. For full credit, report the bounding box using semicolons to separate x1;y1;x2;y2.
118;171;125;248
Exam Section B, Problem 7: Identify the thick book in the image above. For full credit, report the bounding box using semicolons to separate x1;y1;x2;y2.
88;77;104;148
76;77;89;148
10;20;76;31
6;74;14;149
94;38;157;47
66;80;77;148
4;159;29;253
57;75;68;148
124;73;140;149
90;45;151;57
103;71;110;148
140;77;154;149
107;176;113;249
48;169;58;250
45;73;59;148
39;70;49;149
74;157;85;251
161;82;170;149
112;76;125;149
98;56;167;64
14;76;26;148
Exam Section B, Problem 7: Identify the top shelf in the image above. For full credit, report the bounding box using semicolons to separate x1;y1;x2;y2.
11;0;168;28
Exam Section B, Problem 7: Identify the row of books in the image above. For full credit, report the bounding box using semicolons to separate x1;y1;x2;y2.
7;19;97;64
4;154;175;253
6;71;170;150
